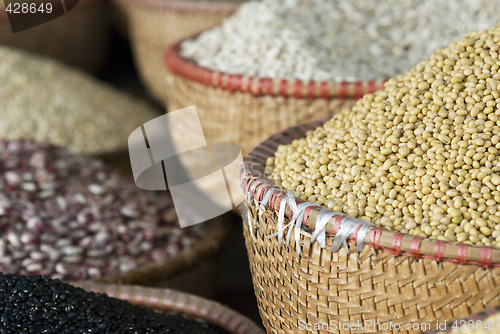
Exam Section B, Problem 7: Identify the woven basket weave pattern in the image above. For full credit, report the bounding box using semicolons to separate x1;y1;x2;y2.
240;121;500;334
164;41;384;156
243;206;500;334
165;73;356;156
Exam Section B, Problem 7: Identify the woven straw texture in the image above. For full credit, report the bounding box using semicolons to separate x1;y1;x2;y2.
240;120;500;334
123;0;239;103
73;282;265;334
164;42;384;156
95;215;230;299
0;0;108;74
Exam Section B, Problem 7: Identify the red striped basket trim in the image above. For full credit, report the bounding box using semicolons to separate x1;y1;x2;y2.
410;237;423;259
165;41;386;99
241;119;500;267
332;215;343;235
391;233;404;257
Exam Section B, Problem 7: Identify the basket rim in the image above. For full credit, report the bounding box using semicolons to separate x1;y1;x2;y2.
123;0;239;13
164;38;386;99
95;215;229;285
72;282;265;334
240;119;500;268
0;0;103;19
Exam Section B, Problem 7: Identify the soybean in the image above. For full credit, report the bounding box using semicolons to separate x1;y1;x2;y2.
267;23;500;247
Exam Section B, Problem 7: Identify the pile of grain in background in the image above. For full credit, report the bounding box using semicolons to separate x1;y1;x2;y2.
0;46;159;156
181;0;500;82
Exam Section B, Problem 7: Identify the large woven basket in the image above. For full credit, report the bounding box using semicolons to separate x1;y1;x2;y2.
0;0;108;74
123;0;240;104
73;282;265;334
164;41;385;156
95;214;230;299
239;120;500;334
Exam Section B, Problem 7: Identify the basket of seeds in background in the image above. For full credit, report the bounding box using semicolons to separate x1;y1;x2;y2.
119;0;243;104
240;21;500;334
164;0;500;157
0;0;108;74
0;139;229;298
0;45;161;176
0;274;264;333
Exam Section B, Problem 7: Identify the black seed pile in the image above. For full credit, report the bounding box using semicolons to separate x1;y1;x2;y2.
0;140;208;281
0;274;230;334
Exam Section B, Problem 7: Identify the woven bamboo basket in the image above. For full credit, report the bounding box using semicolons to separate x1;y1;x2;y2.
0;0;108;74
164;41;385;156
73;282;265;334
239;120;500;334
123;0;240;104
425;306;500;333
95;214;230;299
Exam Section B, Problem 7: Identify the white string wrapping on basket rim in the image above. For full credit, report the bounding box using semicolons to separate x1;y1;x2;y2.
241;181;261;241
258;186;281;233
239;201;255;242
247;186;373;255
311;209;341;249
285;192;318;255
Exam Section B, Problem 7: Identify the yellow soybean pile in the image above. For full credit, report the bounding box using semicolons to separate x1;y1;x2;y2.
266;23;500;247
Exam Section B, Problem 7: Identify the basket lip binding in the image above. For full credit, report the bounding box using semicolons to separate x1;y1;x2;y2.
71;282;265;334
164;38;386;99
240;118;500;268
123;0;239;13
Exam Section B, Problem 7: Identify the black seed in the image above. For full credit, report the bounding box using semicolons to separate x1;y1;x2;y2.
0;274;229;334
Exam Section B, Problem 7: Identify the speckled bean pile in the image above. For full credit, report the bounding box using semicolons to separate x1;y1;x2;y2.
181;0;500;82
0;140;207;281
0;46;159;156
267;23;500;247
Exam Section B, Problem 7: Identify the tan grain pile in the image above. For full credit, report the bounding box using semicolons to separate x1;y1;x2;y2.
267;23;500;247
0;46;159;156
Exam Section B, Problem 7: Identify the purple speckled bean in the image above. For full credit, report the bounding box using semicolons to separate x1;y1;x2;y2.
0;140;209;281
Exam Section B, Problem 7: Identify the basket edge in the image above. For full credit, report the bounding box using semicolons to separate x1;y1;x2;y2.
164;38;386;99
240;119;500;267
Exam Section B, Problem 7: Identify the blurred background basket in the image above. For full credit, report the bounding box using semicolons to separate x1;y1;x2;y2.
74;282;265;334
96;214;231;299
240;120;500;334
121;0;240;104
164;40;384;156
0;0;108;74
